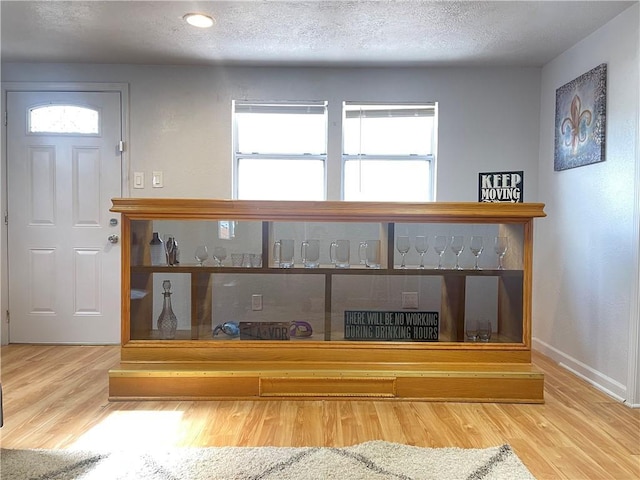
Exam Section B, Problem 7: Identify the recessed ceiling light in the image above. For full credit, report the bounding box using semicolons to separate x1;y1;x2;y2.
183;13;215;28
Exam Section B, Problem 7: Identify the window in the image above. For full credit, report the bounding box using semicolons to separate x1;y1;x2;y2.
28;105;100;134
342;103;436;202
233;101;327;200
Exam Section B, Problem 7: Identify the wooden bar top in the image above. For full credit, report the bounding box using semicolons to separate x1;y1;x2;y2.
111;198;546;223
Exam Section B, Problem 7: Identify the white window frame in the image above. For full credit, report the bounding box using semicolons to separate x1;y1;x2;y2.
232;100;328;200
341;102;437;202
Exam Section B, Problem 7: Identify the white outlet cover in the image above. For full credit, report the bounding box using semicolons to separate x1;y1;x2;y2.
252;294;263;311
402;292;419;309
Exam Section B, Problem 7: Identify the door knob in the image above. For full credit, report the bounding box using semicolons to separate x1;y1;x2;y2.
108;234;119;244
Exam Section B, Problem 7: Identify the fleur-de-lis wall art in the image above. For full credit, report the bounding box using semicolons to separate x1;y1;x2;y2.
561;95;592;154
554;63;607;171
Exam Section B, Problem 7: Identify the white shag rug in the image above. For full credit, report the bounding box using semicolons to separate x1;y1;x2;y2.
0;440;535;480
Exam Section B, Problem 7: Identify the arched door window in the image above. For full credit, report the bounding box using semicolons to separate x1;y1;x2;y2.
28;105;100;134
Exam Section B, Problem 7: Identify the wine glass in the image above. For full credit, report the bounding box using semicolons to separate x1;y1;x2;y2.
494;236;508;270
396;236;410;268
194;246;209;266
470;236;484;270
433;235;448;269
450;235;464;270
212;246;227;267
414;236;428;269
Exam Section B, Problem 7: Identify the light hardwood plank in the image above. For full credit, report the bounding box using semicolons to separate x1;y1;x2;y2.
1;345;638;479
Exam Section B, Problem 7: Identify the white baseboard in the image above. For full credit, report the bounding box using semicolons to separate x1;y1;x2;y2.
532;337;637;406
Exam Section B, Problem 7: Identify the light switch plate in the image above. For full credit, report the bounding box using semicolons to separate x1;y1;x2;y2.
133;172;144;189
152;171;163;188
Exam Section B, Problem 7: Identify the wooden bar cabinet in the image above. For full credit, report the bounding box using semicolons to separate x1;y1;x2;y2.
109;199;546;403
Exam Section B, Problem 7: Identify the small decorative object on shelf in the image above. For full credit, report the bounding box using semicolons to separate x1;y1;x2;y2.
163;235;179;266
194;246;209;266
330;239;350;268
157;280;178;339
301;239;320;268
478;319;492;342
212;246;227;266
273;239;295;268
149;232;165;266
212;321;240;337
359;240;381;269
290;320;313;338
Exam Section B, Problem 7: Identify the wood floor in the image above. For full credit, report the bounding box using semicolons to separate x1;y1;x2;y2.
0;345;638;479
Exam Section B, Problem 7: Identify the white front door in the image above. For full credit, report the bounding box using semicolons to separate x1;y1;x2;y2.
7;90;122;343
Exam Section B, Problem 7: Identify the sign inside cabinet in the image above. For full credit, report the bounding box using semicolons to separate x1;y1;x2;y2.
344;311;439;341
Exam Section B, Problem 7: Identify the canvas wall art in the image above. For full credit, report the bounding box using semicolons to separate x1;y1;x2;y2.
554;63;607;171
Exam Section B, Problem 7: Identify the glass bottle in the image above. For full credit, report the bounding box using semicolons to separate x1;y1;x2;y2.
163;234;179;266
157;280;177;339
149;232;165;266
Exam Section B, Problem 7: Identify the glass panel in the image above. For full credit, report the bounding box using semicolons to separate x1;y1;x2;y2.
150;219;263;267
152;272;191;338
29;105;100;134
344;115;433;155
464;275;523;343
238;158;324;201
392;223;523;270
129;271;192;340
128;218;525;344
332;275;443;341
236;112;326;154
270;221;383;268
211;274;325;340
344;159;430;202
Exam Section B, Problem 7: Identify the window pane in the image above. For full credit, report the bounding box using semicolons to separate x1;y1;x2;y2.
29;105;99;134
344;115;433;155
238;159;324;201
344;159;430;202
236;113;326;154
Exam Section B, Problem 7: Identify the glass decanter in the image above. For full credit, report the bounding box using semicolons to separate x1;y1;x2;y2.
157;280;177;339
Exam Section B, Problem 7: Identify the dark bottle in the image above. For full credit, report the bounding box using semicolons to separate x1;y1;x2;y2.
149;232;165;266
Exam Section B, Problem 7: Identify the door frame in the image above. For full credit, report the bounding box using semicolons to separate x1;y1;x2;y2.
1;82;130;345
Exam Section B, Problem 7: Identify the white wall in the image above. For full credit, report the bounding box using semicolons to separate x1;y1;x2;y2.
0;63;542;346
534;4;640;404
1;63;541;202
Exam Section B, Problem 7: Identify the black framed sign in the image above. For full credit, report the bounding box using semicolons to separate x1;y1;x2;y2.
478;171;523;203
344;310;439;341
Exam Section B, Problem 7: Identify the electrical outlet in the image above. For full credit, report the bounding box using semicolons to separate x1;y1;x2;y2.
251;294;263;311
402;292;419;309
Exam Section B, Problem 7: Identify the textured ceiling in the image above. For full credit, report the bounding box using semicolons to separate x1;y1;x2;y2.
1;1;636;67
